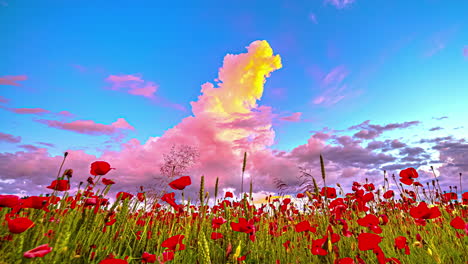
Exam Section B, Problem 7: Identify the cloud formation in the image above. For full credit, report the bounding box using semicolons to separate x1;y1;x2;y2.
0;75;27;86
36;118;135;136
325;0;355;9
106;74;158;98
312;65;349;106
0;132;21;143
350;120;420;140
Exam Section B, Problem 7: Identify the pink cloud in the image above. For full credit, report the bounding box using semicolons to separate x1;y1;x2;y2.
0;75;27;86
0;96;9;104
423;26;459;57
463;46;468;57
12;108;50;115
312;65;349;106
71;64;87;73
0;132;21;143
325;0;355;9
106;74;158;98
0;41;462;201
36;118;134;135
279;112;302;122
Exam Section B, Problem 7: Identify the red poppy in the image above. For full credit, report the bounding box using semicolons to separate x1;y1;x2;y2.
23;244;53;258
394;236;410;255
212;217;227;229
46;180;70;191
230;218;255;234
161;192;178;208
116;192;133;200
161;234;185;251
90;161;114;176
8;217;35;234
443;192;457;201
162;251;175;262
296;193;305;198
357;233;382;251
383;190;394;199
321;187;337;199
450;216;466;230
295;220;316;233
0;195;20;208
211;232;224;240
409;202;440;220
363;183;375;191
142;252;156;263
137;192;145;202
23;244;52;258
310;236;328;256
19;196;50;210
357;214;382;234
337;258;356;264
225;192;233;198
399;168;418;185
102;178;115;185
462;192;468;204
99;258;128;264
168;176;192;190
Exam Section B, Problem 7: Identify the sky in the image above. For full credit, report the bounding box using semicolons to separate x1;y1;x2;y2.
1;0;467;200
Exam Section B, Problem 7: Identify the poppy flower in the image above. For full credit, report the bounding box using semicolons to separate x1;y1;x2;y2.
409;202;440;220
394;236;410;255
142;252;156;263
8;217;35;234
0;195;20;208
295;220;316;233
357;233;382;251
102;178;115;185
462;192;468;204
321;187;337;199
90;161;114;176
211;232;223;240
230;218;255;234
137;192;145;202
168;176;191;190
443;192;457;201
357;214;382;234
161;234;185;251
225;192;233;198
99;258;128;264
310;236;328;256
116;192;133;200
399;168;418;185
383;190;394;199
212;217;227;229
23;244;53;258
296;193;305;198
46;180;70;191
162;251;175;262
337;258;355;264
450;216;466;230
19;196;49;210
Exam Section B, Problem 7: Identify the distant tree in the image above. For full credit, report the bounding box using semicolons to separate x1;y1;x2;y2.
148;144;200;197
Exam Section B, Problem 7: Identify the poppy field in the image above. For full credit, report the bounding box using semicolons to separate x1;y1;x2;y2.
0;153;467;264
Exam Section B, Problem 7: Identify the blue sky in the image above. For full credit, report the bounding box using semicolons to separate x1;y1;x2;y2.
0;0;467;197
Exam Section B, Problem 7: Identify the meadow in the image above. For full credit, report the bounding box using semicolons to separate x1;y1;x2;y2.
0;154;467;264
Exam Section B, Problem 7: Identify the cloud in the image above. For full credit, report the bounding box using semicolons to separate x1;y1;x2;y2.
0;75;27;86
433;116;448;120
279;112;302;122
423;26;459;57
11;108;50;115
0;132;21;143
0;96;9;104
0;41;464;200
106;74;158;98
312;65;349;106
36;118;135;136
350;120;420;140
324;0;355;9
464;46;468;57
429;126;443;132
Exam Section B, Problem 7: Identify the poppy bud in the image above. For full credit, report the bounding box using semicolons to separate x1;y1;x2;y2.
63;169;73;178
